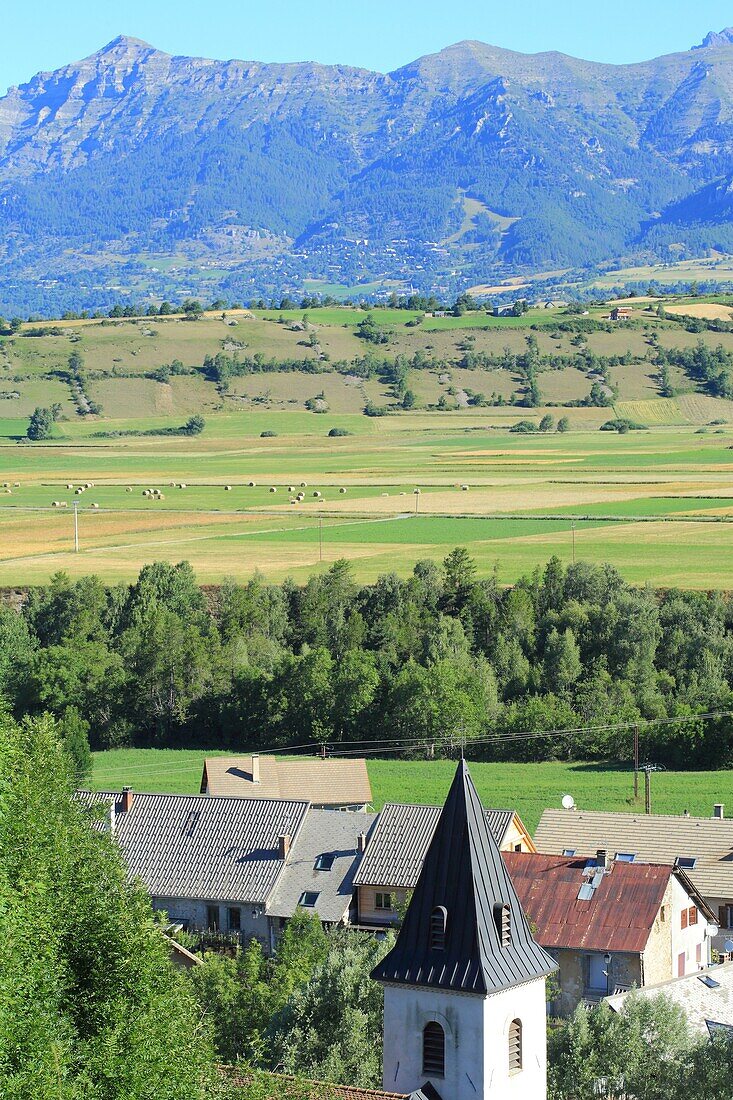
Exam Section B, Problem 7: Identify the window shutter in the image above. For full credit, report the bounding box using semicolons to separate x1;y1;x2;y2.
422;1022;445;1076
508;1019;522;1073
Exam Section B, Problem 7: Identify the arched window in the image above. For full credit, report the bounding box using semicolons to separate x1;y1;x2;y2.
430;906;447;950
422;1022;445;1077
494;902;511;947
508;1019;522;1073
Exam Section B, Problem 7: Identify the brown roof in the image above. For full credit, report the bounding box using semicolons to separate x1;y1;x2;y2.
534;808;733;898
220;1068;410;1098
503;852;674;954
201;755;372;806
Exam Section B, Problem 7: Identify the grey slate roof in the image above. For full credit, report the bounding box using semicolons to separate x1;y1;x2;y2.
78;790;308;903
354;802;515;888
268;809;378;923
606;961;733;1037
534;808;733;898
371;762;557;995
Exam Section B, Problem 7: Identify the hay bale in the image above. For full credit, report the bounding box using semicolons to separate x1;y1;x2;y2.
92;503;99;509
288;486;295;493
75;488;83;495
269;486;277;493
461;484;469;491
66;483;73;489
126;487;132;493
179;483;187;489
300;481;308;487
313;490;321;498
224;485;232;491
142;490;150;497
297;493;305;501
2;482;8;488
85;482;93;489
13;482;19;488
339;487;346;494
248;481;256;487
158;493;165;500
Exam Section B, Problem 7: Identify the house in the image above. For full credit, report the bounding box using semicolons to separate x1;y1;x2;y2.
78;788;374;952
371;761;557;1100
200;753;372;810
610;306;633;320
221;1068;443;1100
266;808;377;949
606;960;733;1039
503;850;716;1015
80;788;309;948
353;801;535;925
534;805;733;953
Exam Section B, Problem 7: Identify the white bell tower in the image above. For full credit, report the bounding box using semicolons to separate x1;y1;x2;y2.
372;761;556;1100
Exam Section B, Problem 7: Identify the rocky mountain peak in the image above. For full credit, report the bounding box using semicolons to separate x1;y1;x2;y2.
694;27;733;49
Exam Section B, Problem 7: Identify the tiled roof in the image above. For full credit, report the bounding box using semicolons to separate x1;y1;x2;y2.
268;809;378;922
534;808;733;897
354;802;515;888
202;755;372;806
606;960;733;1037
78;790;308;903
220;1068;414;1098
503;852;673;954
372;762;556;995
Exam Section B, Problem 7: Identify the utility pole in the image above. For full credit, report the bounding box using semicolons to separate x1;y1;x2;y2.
73;500;79;553
633;724;639;800
414;488;420;514
645;767;651;815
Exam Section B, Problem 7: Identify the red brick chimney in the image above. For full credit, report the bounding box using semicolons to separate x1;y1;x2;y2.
121;786;134;813
278;833;291;859
357;832;367;854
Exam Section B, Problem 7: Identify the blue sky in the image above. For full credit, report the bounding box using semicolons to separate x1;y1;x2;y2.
3;0;733;92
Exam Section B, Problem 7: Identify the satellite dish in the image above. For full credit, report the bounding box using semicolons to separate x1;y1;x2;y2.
562;794;575;810
724;939;733;954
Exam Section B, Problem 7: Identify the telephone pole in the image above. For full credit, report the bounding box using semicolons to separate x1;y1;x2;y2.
645;767;651;815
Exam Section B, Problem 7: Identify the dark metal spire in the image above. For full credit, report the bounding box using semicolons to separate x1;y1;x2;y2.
372;760;557;994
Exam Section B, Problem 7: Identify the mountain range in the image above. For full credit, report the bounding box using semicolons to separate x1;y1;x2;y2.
3;30;733;313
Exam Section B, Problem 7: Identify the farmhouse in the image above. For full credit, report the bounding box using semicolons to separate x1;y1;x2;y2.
200;752;372;811
610;306;633;320
78;788;377;952
353;801;534;925
534;806;733;954
504;851;715;1015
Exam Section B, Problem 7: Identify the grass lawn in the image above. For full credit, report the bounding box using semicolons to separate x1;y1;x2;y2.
89;750;731;834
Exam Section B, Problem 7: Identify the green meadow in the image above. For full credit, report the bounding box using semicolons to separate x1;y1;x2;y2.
89;750;731;834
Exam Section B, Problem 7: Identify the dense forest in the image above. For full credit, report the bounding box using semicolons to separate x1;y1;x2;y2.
4;553;733;771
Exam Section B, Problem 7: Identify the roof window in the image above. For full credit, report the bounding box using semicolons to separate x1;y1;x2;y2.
314;853;335;871
563;849;576;857
299;891;320;907
675;857;698;869
615;852;636;862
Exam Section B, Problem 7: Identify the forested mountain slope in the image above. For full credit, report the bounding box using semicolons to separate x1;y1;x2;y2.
4;31;733;311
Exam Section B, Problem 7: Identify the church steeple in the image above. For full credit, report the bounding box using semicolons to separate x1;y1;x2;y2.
372;760;556;994
373;761;556;1100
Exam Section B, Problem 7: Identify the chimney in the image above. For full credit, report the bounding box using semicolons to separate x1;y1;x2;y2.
251;753;260;784
714;804;725;820
278;834;290;860
120;786;133;813
357;832;367;854
596;848;609;870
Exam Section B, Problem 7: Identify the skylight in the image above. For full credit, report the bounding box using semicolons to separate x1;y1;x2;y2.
675;857;698;869
314;853;335;871
699;975;721;989
563;849;576;857
299;891;320;907
615;852;636;862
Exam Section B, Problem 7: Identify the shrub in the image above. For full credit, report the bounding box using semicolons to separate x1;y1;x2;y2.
260;430;278;438
328;428;351;437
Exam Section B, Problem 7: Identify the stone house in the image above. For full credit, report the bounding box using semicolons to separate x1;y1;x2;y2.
534;805;733;955
503;850;716;1015
78;788;374;952
353;802;535;925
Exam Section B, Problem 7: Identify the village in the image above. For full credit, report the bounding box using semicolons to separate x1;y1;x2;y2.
78;751;733;1099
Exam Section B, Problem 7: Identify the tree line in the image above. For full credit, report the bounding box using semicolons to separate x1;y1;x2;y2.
4;553;733;770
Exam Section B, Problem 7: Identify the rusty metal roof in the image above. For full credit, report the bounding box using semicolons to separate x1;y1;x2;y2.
534;808;733;899
202;755;372;806
354;802;517;887
219;1067;429;1099
503;852;674;954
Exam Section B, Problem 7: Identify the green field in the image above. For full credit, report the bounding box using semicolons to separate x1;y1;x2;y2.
3;303;733;587
89;750;730;833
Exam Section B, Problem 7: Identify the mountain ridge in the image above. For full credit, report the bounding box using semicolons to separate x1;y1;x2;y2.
3;30;733;313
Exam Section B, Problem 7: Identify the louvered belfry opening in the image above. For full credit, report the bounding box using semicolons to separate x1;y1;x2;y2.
494;902;511;947
508;1018;522;1073
422;1022;445;1077
430;905;447;950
